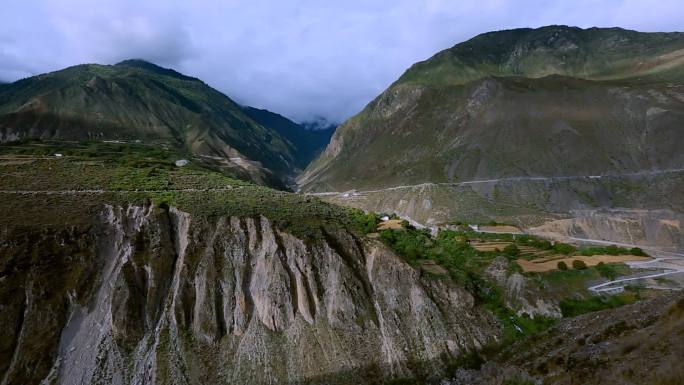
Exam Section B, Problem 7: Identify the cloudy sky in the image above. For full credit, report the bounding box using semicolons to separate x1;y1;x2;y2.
1;1;682;123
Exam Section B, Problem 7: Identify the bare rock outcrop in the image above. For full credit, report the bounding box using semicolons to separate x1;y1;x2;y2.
0;204;500;385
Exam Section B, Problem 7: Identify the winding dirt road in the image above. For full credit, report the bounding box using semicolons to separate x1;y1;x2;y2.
308;168;684;196
573;237;684;293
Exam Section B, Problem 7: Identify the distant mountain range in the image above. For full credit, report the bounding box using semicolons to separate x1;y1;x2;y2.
0;59;333;187
241;106;335;170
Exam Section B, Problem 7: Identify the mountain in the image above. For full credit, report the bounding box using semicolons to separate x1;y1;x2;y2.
2;26;684;385
0;118;677;385
399;26;684;86
241;106;335;170
301;116;338;131
298;26;684;250
2;139;681;385
0;60;300;187
301;26;684;191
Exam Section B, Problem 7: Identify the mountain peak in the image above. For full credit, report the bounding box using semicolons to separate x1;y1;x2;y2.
114;59;198;81
396;26;684;87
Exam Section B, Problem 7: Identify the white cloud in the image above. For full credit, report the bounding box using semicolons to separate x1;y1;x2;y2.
1;0;682;122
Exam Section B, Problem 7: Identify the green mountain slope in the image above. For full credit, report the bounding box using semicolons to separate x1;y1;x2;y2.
0;60;299;187
399;25;684;86
298;26;684;250
241;106;335;169
299;26;684;192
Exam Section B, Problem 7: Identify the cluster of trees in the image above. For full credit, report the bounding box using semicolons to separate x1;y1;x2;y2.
556;259;589;271
350;209;380;234
349;210;406;235
578;245;646;257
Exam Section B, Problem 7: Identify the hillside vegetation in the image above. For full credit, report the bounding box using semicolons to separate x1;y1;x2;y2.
0;60;311;187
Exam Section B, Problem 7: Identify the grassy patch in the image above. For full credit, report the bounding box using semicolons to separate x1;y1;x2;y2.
559;291;639;317
374;225;557;343
0;142;365;240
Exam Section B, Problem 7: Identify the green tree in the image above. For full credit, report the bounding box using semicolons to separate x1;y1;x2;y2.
553;242;577;255
572;259;588;270
503;244;520;259
350;209;379;234
595;262;618;279
605;245;621;255
630;247;645;256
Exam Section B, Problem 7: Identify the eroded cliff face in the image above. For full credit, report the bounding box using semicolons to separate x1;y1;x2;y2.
484;257;561;319
0;204;499;385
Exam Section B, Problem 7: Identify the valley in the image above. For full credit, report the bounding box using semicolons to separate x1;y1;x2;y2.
1;140;680;384
1;23;683;385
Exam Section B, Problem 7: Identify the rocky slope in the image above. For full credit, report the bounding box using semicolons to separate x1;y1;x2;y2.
528;208;684;253
0;60;306;187
301;74;684;190
0;193;498;385
241;106;335;170
447;293;684;385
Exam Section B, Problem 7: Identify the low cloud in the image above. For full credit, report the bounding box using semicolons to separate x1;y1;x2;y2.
1;0;682;122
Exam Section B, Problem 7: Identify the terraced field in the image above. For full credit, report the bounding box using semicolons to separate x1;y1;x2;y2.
518;255;651;273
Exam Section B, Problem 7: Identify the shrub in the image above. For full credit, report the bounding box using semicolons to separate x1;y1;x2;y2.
503;244;520;259
572;259;588;270
538;240;553;250
452;351;485;370
516;235;553;250
630;247;645;256
557;261;569;270
379;229;429;262
605;245;621;255
595;262;618;280
553;242;577;255
559;294;635;317
350;209;379;234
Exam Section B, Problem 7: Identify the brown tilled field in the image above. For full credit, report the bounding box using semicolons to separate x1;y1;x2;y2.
517;254;652;273
378;219;403;230
478;225;523;233
471;241;513;252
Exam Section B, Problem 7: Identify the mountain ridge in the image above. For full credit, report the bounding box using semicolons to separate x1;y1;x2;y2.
242;106;335;170
300;26;684;192
298;26;684;252
0;60;303;187
397;25;684;87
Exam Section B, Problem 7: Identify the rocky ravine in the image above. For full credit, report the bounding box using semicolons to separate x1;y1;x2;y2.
0;204;498;385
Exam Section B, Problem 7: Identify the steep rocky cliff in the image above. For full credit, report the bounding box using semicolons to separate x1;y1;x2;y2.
0;203;498;385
